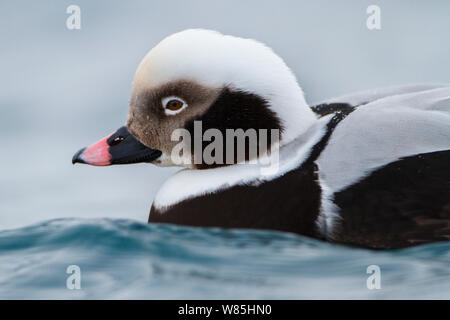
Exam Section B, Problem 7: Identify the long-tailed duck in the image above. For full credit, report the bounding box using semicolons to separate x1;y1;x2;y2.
73;29;450;249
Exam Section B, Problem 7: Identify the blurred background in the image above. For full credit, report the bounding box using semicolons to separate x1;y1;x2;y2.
1;0;450;229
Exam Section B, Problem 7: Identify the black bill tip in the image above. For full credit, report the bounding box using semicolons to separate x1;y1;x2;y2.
72;147;86;165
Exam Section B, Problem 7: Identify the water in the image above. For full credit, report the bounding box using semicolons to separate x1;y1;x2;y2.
0;218;448;299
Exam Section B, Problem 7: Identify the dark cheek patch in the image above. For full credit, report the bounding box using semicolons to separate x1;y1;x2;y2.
185;87;283;168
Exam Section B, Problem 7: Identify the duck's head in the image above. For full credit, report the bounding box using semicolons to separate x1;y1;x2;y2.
72;29;317;169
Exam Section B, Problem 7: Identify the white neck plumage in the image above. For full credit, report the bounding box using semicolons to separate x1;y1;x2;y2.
153;113;332;211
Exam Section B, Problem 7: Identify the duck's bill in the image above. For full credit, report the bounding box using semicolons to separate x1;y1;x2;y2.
72;126;162;166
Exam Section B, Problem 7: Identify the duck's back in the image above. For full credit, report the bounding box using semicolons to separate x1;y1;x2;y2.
314;84;450;248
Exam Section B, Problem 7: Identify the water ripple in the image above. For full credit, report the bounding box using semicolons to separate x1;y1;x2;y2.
0;218;448;299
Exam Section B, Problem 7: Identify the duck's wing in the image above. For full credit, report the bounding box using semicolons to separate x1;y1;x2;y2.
313;83;448;108
314;86;450;248
331;149;450;248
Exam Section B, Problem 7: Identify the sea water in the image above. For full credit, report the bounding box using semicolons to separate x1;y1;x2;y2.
0;218;448;299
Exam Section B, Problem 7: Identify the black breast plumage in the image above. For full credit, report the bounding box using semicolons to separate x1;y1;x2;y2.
149;102;354;240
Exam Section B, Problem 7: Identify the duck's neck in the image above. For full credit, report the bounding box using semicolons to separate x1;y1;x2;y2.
268;86;318;146
152;114;332;211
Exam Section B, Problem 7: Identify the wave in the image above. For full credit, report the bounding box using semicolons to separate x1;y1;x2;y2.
0;218;448;299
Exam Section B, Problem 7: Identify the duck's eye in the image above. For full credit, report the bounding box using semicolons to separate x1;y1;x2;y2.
161;96;187;115
166;99;183;110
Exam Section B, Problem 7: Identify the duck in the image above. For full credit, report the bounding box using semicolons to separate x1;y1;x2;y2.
73;29;450;249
